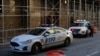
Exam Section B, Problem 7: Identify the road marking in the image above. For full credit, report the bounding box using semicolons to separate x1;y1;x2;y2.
86;51;99;56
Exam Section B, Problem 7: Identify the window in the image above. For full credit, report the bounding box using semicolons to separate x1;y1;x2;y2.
28;28;46;36
47;29;55;34
72;23;84;27
54;28;65;33
0;0;2;14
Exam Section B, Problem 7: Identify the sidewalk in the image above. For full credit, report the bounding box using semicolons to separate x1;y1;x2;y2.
0;42;9;46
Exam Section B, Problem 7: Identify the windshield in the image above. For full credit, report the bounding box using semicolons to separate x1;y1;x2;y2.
72;23;84;27
28;28;46;35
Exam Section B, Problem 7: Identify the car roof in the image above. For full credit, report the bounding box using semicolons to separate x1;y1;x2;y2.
74;21;89;23
36;27;64;30
74;20;90;23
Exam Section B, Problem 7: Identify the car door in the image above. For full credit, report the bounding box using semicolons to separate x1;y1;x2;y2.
54;28;66;45
43;28;57;47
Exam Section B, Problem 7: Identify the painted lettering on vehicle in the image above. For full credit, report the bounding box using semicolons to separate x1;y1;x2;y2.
46;37;55;43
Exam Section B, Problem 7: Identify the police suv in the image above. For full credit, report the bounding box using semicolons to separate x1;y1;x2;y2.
69;20;93;37
10;26;73;53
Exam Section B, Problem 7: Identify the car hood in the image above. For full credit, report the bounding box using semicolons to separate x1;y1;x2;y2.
11;34;40;42
69;27;86;29
66;30;72;33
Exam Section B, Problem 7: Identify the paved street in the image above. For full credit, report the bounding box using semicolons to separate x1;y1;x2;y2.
0;32;100;56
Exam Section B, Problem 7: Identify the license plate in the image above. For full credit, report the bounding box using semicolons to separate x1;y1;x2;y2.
73;32;77;34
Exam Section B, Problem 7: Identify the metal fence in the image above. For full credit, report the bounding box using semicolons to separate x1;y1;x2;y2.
0;0;100;43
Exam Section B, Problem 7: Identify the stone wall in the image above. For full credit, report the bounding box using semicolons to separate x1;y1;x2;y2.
0;0;24;42
60;4;69;28
30;0;41;28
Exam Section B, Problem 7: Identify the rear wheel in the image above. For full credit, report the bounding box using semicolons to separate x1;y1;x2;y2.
64;38;70;47
31;43;42;54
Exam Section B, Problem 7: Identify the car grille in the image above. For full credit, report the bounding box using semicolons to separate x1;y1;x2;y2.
10;42;19;47
71;29;80;33
75;29;80;32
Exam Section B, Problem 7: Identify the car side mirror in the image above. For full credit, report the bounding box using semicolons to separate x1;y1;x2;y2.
44;33;49;37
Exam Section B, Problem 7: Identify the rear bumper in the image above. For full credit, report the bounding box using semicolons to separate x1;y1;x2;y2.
72;32;86;37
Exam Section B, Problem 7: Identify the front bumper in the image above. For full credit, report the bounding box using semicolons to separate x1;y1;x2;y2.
10;42;32;52
10;46;29;52
72;31;86;36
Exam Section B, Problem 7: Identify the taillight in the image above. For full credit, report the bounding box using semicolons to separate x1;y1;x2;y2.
71;29;75;32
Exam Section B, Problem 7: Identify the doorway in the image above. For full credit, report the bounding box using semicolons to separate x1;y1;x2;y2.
15;0;29;28
0;0;2;14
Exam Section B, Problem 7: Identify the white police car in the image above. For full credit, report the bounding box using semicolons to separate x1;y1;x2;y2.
10;27;73;53
69;20;93;37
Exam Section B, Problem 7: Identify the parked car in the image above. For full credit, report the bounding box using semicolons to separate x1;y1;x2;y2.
10;26;73;54
69;20;93;37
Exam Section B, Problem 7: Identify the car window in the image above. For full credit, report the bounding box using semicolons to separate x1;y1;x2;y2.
54;28;65;33
86;23;92;28
43;29;54;37
47;29;55;34
72;23;84;27
87;23;91;27
28;28;46;35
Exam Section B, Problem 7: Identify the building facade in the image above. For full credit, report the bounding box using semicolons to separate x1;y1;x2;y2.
0;0;100;43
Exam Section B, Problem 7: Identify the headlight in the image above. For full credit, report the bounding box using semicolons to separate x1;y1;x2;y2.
21;39;32;44
66;30;72;35
80;29;86;33
80;27;87;31
81;29;85;31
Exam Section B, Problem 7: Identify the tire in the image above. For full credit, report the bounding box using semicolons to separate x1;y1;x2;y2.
31;43;42;54
64;38;70;47
84;31;88;37
89;30;93;37
89;32;93;37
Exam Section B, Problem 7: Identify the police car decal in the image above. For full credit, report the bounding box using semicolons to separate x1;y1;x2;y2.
69;20;93;37
46;37;55;43
10;26;73;53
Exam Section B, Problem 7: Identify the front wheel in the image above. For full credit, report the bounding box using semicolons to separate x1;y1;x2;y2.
64;38;70;47
84;31;89;37
31;43;42;54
